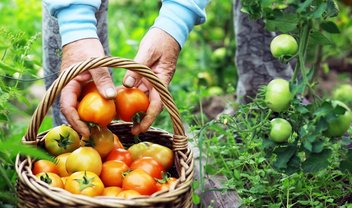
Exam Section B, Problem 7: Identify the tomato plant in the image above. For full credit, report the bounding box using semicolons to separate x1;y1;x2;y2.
117;190;141;198
55;153;71;177
270;34;298;59
44;125;80;156
269;118;292;143
323;100;352;137
81;126;114;158
100;160;129;187
78;91;116;126
105;148;133;166
65;147;102;175
265;78;292;113
36;172;64;188
64;171;104;197
115;87;149;122
32;160;59;175
101;187;123;197
122;169;157;195
130;157;164;179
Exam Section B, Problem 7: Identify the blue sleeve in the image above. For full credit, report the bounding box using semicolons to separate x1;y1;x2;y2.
152;0;209;48
43;0;101;46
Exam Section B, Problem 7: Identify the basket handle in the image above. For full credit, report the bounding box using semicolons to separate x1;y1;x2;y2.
24;56;187;150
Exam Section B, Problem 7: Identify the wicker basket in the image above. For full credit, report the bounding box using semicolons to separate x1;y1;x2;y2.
15;57;194;208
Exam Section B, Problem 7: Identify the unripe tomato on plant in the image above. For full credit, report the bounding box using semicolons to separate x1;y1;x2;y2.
78;91;116;126
36;172;64;189
270;34;298;59
44;125;80;156
324;100;352;137
81;126;114;158
265;78;292;113
269;118;292;143
122;169;157;195
32;160;59;175
64;171;104;197
115;88;149;122
65;147;102;175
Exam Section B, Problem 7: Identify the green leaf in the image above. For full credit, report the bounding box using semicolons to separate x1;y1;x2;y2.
309;3;327;19
273;145;297;170
192;192;201;205
265;13;299;33
340;150;352;173
302;149;332;173
297;0;314;13
311;141;324;153
303;140;312;152
204;164;218;175
309;31;333;46
320;21;340;34
325;0;339;18
314;101;332;117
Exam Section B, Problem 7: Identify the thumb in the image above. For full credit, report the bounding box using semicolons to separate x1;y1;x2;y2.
90;67;116;99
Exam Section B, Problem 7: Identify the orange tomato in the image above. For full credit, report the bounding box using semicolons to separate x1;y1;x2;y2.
36;172;64;189
80;81;99;100
130;157;164;179
55;153;71;177
117;190;141;199
100;160;129;187
81;126;114;158
115;88;149;122
105;148;133;166
32;160;59;175
61;176;69;185
156;177;178;191
101;186;123;197
78;91;116;126
122;169;157;195
64;171;104;197
113;134;124;149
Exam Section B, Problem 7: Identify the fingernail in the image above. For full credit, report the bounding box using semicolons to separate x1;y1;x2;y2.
105;87;116;98
125;76;136;87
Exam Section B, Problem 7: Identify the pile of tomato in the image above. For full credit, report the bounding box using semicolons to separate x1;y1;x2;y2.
32;83;177;198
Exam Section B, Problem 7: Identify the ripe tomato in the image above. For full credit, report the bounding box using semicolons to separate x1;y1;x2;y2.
55;153;71;177
100;160;129;187
61;176;69;185
324;100;352;137
81;126;114;158
65;147;102;175
78;91;116;126
265;78;292;113
64;171;104;197
113;134;124;149
130;157;164;179
32;160;59;175
36;172;64;188
269;118;292;143
270;34;298;59
156;177;178;191
122;169;157;195
44;125;80;156
105;148;133;166
127;142;152;161
101;187;123;197
80;81;99;100
115;88;149;122
140;143;174;170
117;190;141;199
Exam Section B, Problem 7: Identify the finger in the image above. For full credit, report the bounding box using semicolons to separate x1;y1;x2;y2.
60;80;90;137
131;89;163;135
89;67;116;99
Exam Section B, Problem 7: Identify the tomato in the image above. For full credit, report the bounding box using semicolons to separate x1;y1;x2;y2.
333;84;352;106
44;125;80;156
324;100;352;137
66;147;102;175
269;118;292;143
130;157;164;179
115;88;149;122
101;187;123;197
36;172;64;188
100;160;129;187
64;171;104;197
122;169;157;195
117;190;141;199
78;91;116;126
105;148;133;166
140;143;174;170
80;81;99;100
127;142;152;161
113;134;124;149
156;177;178;191
55;153;71;177
265;78;292;113
32;160;59;175
81;126;114;158
270;34;298;59
61;176;69;185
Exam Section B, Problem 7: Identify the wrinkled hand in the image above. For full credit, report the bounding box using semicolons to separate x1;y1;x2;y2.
123;28;180;135
60;38;116;137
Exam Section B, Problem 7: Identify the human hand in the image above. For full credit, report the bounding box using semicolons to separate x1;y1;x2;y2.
123;28;181;135
60;38;116;137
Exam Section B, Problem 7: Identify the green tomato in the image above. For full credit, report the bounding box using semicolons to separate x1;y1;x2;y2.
265;78;292;112
324;100;352;137
270;34;298;59
269;118;292;143
44;125;80;156
333;84;352;107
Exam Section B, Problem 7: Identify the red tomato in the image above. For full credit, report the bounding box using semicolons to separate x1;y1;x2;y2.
156;177;178;191
130;157;164;179
32;160;59;175
100;160;129;187
122;169;157;195
105;148;133;166
115;88;149;122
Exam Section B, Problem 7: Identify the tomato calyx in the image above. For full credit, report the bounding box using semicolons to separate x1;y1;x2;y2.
39;173;53;184
55;134;74;150
132;112;146;124
74;171;96;191
155;172;171;184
